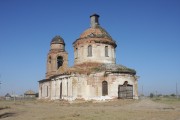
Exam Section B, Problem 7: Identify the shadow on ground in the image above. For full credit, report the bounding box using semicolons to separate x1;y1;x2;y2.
0;112;16;119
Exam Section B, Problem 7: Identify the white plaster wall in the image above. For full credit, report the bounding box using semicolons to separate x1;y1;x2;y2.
74;73;138;100
50;76;74;100
68;78;73;99
56;80;60;99
39;82;51;99
51;44;64;50
51;79;62;100
40;72;138;101
39;83;42;99
75;44;116;65
51;80;55;99
71;77;78;100
106;74;138;99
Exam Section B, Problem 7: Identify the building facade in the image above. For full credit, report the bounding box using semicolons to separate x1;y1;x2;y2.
39;14;138;101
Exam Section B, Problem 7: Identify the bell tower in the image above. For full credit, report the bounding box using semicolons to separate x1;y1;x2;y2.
46;35;68;78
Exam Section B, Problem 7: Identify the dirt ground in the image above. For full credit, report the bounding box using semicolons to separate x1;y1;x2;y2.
0;98;180;120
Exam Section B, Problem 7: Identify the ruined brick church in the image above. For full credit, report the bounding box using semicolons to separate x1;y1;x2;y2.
38;14;138;101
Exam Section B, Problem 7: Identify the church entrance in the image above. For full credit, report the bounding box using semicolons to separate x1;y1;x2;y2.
118;81;133;99
102;81;108;96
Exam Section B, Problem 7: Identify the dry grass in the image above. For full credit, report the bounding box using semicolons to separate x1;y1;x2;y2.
0;98;180;120
152;97;180;105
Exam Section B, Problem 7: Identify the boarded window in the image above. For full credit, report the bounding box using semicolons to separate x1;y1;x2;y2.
118;81;133;99
57;56;63;69
88;45;92;57
102;81;108;96
105;46;108;57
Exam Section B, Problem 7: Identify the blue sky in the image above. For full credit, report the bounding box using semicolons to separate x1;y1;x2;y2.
0;0;180;96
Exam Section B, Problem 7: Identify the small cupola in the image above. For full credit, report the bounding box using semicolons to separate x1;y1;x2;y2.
50;35;65;51
51;35;65;45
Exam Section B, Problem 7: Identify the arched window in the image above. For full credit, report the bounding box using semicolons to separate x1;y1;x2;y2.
105;46;108;57
57;56;63;69
88;45;92;57
102;81;108;96
75;48;78;59
60;82;62;99
48;56;51;64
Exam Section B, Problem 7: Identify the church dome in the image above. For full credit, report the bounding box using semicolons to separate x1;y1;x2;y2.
78;14;114;41
51;35;65;45
79;26;113;40
74;14;116;47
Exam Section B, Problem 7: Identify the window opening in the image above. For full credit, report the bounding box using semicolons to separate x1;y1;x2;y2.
75;48;78;58
88;45;92;57
105;46;108;57
102;81;108;96
57;56;63;69
49;56;51;63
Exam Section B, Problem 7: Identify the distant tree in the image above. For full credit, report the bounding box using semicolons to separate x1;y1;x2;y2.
150;93;154;98
171;94;176;97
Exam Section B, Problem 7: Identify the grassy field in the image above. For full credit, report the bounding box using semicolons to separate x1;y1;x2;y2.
152;96;180;105
0;98;180;120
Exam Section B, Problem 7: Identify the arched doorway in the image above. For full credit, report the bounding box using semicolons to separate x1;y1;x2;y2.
118;81;133;99
102;81;108;96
